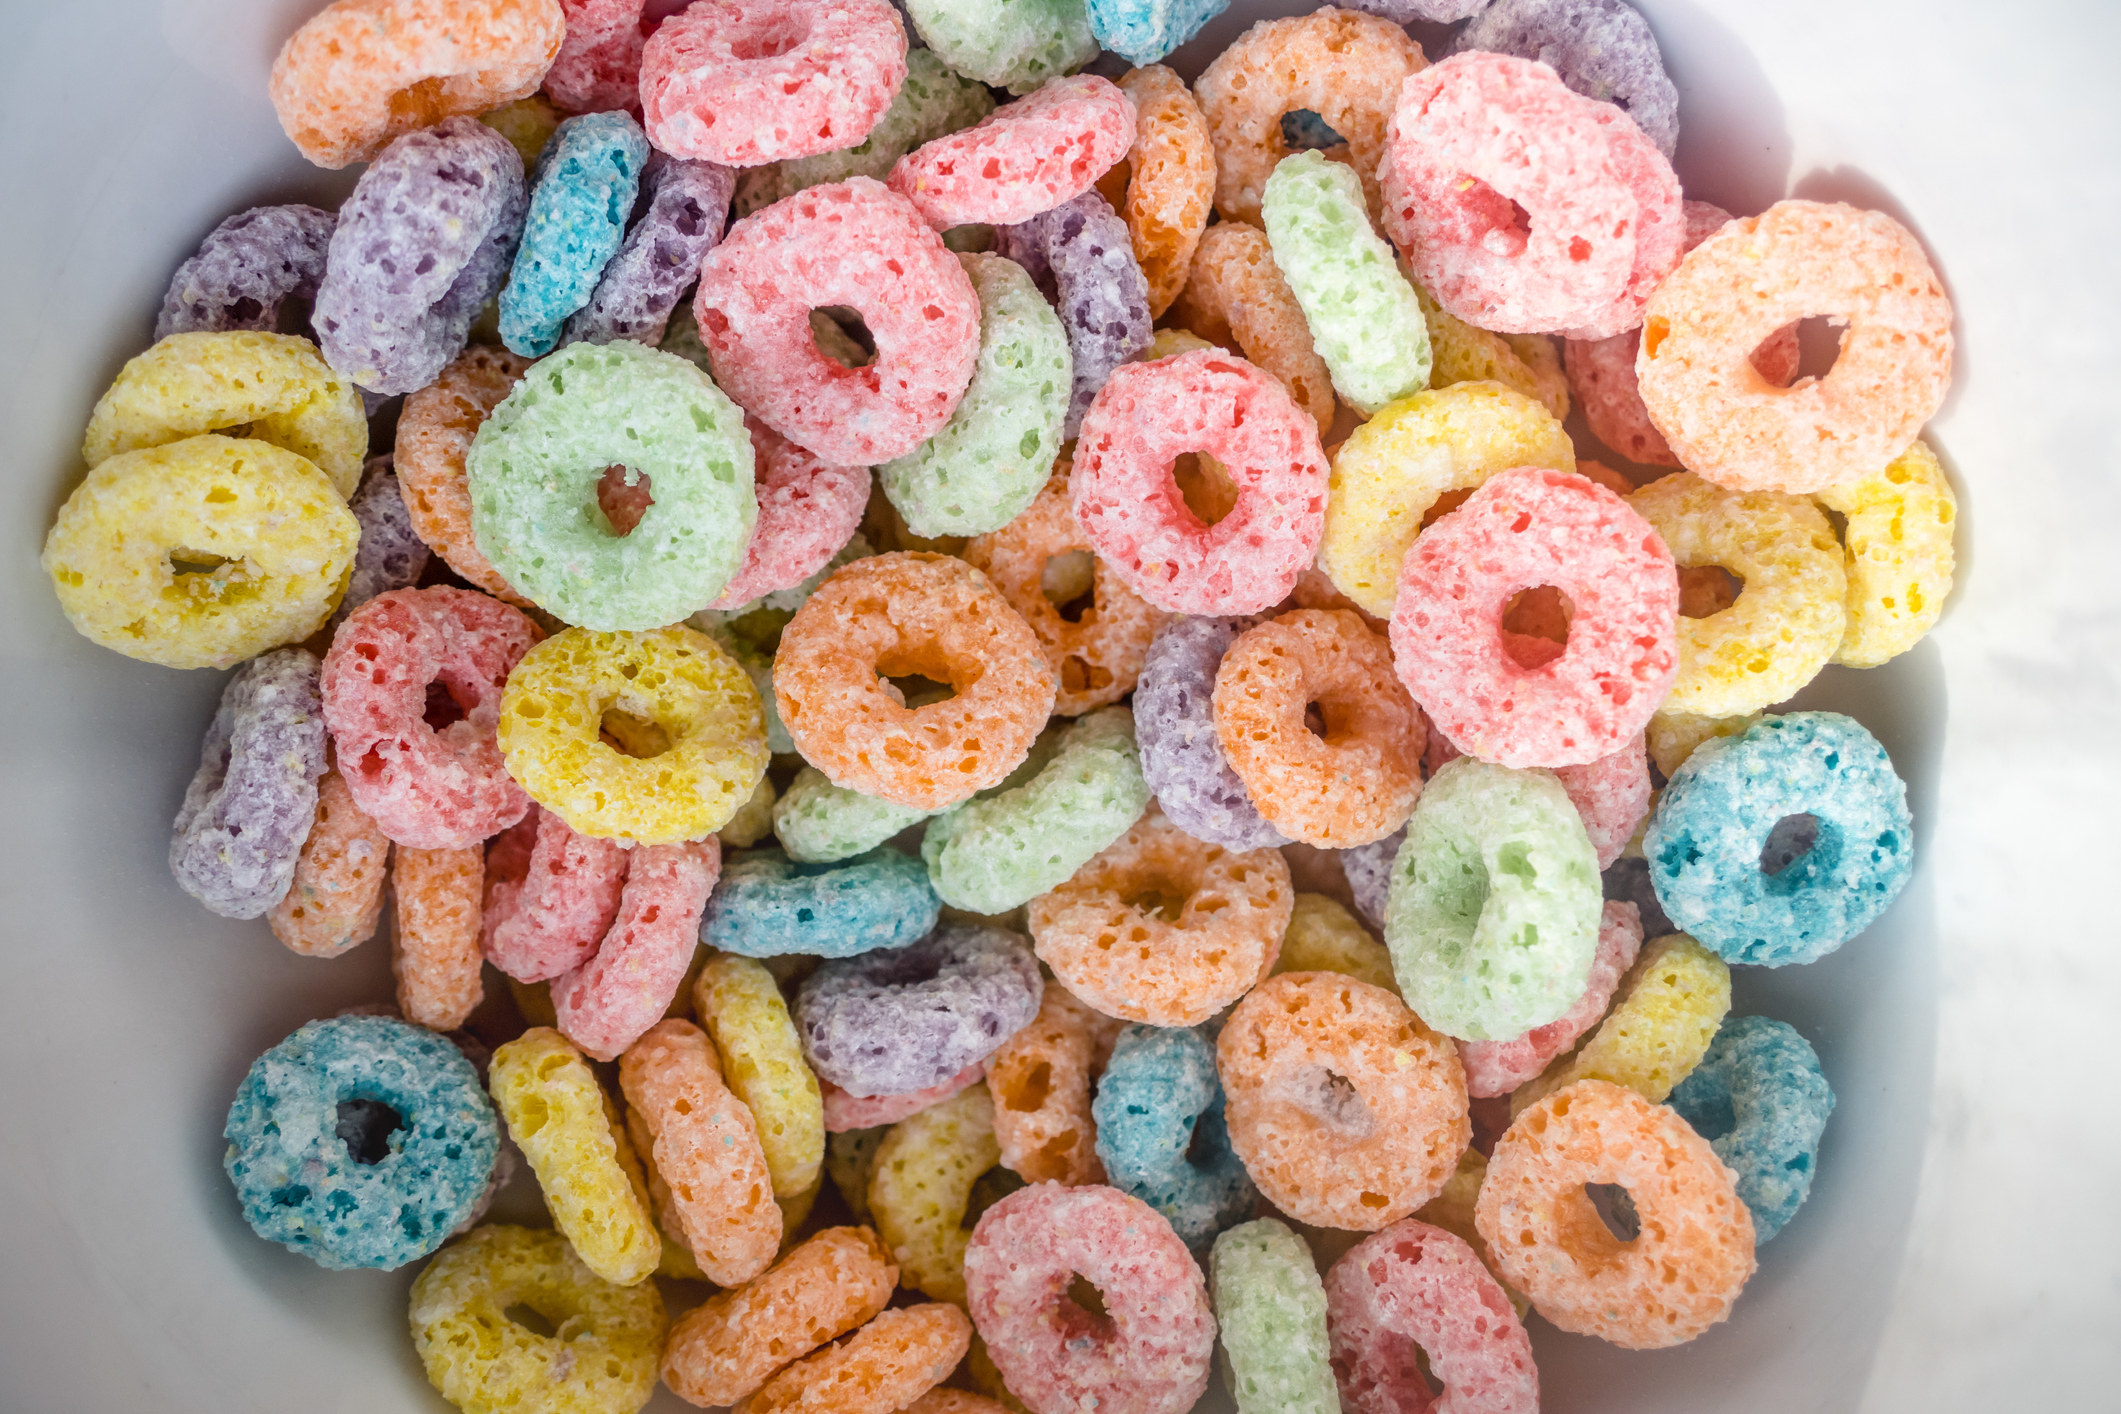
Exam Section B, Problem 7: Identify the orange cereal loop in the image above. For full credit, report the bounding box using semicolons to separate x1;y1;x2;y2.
984;986;1106;1185
392;844;485;1030
662;1225;899;1408
1575;459;1638;497
773;553;1057;812
1170;222;1337;433
1213;609;1425;848
1195;8;1427;226
1027;806;1291;1027
1217;971;1469;1231
394;346;536;607
962;471;1165;716
269;764;390;958
1112;65;1216;319
619;1019;782;1288
268;0;565;169
1475;1080;1756;1348
737;1303;972;1414
621;1102;709;1278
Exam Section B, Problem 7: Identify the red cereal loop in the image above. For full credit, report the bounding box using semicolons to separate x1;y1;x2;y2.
821;1063;984;1133
1636;199;1954;494
740;1303;971;1414
268;0;565;169
640;0;908;166
551;839;722;1062
391;844;486;1030
889;75;1136;229
1457;901;1644;1099
1556;737;1651;868
694;178;981;465
983;987;1106;1186
709;420;870;610
1217;972;1470;1231
773;553;1056;811
1389;467;1678;769
1213;609;1426;848
1475;1080;1757;1348
481;805;629;983
1071;348;1329;617
546;0;645;113
321;587;541;850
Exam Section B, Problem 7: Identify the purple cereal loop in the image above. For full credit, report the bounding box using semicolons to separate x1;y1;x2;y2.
314;116;528;395
169;648;330;918
332;457;431;629
563;153;736;348
796;922;1043;1098
1134;616;1289;851
155;204;337;341
1340;826;1403;929
999;189;1151;438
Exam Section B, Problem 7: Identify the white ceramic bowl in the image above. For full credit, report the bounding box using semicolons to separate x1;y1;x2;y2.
2;2;2114;1410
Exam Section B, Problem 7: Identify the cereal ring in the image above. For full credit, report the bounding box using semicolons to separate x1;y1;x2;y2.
480;806;628;982
997;190;1153;438
395;346;536;605
225;1015;500;1269
410;1224;665;1414
1817;439;1957;668
1629;472;1847;717
271;764;393;956
1319;381;1575;619
333;462;431;627
1647;712;1914;966
1105;65;1213;319
1218;972;1467;1229
1262;150;1431;416
696;178;979;465
1195;9;1428;226
1511;928;1728;1116
489;1027;661;1284
1668;1016;1835;1243
868;1082;1001;1302
1638;201;1954;493
1645;708;1757;781
985;986;1105;1186
1386;758;1601;1040
499;625;769;844
1323;1218;1538;1414
822;1063;983;1134
154;204;337;340
797;924;1043;1097
1556;737;1651;868
1417;283;1571;420
553;840;722;1060
1274;893;1397;993
545;0;646;113
393;845;487;1030
268;0;563;169
1410;1147;1528;1315
1134;616;1289;850
498;112;650;356
323;587;540;849
558;151;733;348
1087;0;1226;65
43;435;358;670
741;1303;971;1414
1459;901;1643;1099
890;75;1134;229
693;953;827;1198
702;846;941;959
169;648;328;918
84;331;368;500
640;0;907;166
313;116;529;394
707;422;868;612
1168;221;1335;433
1209;1217;1339;1414
1072;349;1329;617
1029;807;1290;1027
1214;609;1425;848
773;767;933;863
1453;0;1681;159
1389;466;1679;768
662;1226;898;1407
964;1184;1215;1414
482;94;566;166
1476;1080;1755;1347
1092;1025;1255;1249
903;0;1096;94
774;552;1055;811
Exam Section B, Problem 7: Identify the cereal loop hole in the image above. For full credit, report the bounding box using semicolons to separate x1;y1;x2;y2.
334;1098;404;1165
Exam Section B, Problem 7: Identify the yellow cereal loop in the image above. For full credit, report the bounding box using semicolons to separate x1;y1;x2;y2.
1646;709;1761;780
719;773;780;848
43;434;358;669
1320;382;1576;617
498;626;770;845
1414;281;1570;421
1630;473;1847;718
488;1028;662;1286
869;1083;1002;1305
1413;1148;1529;1317
1272;893;1399;994
409;1225;665;1414
1141;327;1218;360
1512;934;1730;1115
827;1127;888;1225
83;331;367;497
692;953;826;1199
1816;439;1957;668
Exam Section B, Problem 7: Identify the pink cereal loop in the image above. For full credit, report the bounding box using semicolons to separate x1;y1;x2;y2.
1458;901;1644;1099
552;838;722;1061
889;75;1136;229
546;0;646;113
481;805;629;983
707;420;869;611
821;1063;985;1133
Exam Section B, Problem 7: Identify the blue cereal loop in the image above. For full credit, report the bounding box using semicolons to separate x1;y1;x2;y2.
700;846;941;959
1668;1015;1835;1242
1087;0;1232;66
500;112;650;357
1093;1024;1257;1250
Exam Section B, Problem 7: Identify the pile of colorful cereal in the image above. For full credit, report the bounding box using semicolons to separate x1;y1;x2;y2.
44;0;1962;1408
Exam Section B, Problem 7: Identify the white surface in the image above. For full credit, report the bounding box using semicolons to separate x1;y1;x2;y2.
0;1;2114;1410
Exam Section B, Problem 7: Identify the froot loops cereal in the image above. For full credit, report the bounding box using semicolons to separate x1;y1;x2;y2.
701;845;941;959
1108;64;1216;320
1092;1023;1255;1249
1169;219;1336;433
984;985;1107;1187
1817;439;1957;668
1453;0;1681;159
1210;1217;1340;1414
154;204;337;340
1668;1015;1836;1243
903;0;1097;95
550;838;721;1061
889;74;1136;230
998;190;1155;438
270;763;392;957
394;345;537;604
868;1082;1001;1303
1134;615;1290;850
1510;931;1730;1112
497;110;650;357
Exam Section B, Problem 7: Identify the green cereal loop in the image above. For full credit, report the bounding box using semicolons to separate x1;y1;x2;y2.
922;707;1151;914
1385;758;1601;1042
1209;1218;1338;1414
905;0;1098;95
1262;151;1431;416
773;766;933;863
468;341;755;630
879;253;1072;538
737;50;996;215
